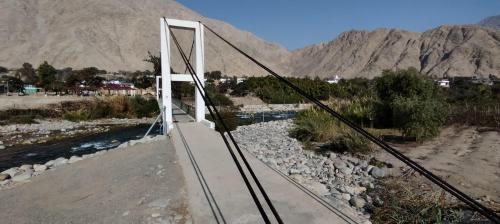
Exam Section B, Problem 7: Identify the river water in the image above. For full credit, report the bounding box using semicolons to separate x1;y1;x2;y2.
0;111;296;172
0;124;160;172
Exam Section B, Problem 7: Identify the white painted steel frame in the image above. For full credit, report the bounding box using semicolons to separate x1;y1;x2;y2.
160;18;206;133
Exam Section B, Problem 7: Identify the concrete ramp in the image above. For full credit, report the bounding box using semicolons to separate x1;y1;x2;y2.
170;109;363;224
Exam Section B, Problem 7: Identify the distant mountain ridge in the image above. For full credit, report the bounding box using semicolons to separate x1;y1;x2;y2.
479;15;500;30
292;25;500;79
0;1;498;79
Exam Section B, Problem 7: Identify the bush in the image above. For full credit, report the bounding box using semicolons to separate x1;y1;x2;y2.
330;129;373;153
370;179;465;224
291;108;339;142
63;110;90;121
206;110;239;132
61;96;159;121
392;96;448;141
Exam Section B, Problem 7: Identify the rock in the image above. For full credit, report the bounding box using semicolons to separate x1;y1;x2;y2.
68;156;83;164
332;158;347;169
349;196;366;208
338;166;353;175
341;193;351;201
44;160;56;167
1;167;20;177
0;145;5;150
12;170;33;182
52;157;69;167
307;182;329;195
370;167;386;178
0;173;10;181
353;186;367;194
33;164;48;172
328;152;337;160
288;168;300;175
151;213;161;218
0;141;3;144
19;164;33;171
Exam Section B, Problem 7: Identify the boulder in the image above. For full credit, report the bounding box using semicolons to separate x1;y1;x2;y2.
332;158;347;169
19;164;33;171
12;170;33;182
0;173;10;181
370;167;386;178
52;157;69;167
349;196;366;208
0;145;5;150
33;164;48;172
1;167;20;177
68;156;83;164
44;160;56;167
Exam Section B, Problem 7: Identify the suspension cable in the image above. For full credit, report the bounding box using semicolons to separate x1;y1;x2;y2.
202;22;500;223
163;18;283;224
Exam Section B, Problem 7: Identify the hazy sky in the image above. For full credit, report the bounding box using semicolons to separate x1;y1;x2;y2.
177;0;500;50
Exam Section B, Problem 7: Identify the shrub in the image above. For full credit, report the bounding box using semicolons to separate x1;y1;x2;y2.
291;108;339;142
370;179;465;224
61;96;159;121
207;110;239;132
391;96;448;141
63;110;90;121
330;129;373;153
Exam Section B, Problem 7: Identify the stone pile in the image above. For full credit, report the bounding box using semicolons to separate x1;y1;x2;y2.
232;120;391;217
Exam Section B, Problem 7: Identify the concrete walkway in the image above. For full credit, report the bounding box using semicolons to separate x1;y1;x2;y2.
170;106;363;224
0;139;190;224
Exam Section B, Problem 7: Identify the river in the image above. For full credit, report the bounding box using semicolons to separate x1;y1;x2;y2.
0;124;160;172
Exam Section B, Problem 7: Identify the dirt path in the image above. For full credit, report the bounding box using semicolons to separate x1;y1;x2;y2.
0;139;190;224
376;126;500;203
0;95;84;110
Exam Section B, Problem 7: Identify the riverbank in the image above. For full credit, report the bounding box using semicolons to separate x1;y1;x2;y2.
232;120;387;219
0;118;154;149
231;120;500;222
0;135;190;223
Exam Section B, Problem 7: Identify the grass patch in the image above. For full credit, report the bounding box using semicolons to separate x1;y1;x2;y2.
61;96;159;121
369;178;466;224
291;107;374;153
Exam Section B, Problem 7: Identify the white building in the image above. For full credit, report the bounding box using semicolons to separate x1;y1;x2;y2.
437;79;450;88
326;75;341;84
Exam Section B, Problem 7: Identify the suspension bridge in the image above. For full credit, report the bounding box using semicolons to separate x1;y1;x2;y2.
154;18;500;224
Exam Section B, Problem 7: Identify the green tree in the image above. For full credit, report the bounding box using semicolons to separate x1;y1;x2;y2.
16;63;37;84
374;68;447;140
144;51;161;76
37;61;57;92
0;66;8;73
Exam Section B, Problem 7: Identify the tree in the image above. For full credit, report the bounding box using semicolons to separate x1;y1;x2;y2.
144;51;161;76
1;76;24;93
65;73;81;94
0;66;8;74
16;63;37;84
374;68;447;140
37;61;57;92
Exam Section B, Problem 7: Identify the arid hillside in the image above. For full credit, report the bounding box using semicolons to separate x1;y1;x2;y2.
1;1;499;78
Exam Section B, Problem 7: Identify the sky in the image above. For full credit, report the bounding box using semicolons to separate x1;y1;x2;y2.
176;0;500;50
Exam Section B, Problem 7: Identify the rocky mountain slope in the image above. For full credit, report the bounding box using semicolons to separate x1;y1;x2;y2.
479;15;500;30
0;1;498;78
0;0;291;75
291;25;500;79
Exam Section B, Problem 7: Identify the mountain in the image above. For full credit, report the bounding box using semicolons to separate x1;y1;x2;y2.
291;25;500;78
0;1;499;79
479;15;500;30
0;0;291;75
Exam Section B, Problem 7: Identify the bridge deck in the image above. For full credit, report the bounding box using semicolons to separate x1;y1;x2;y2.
170;105;363;224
